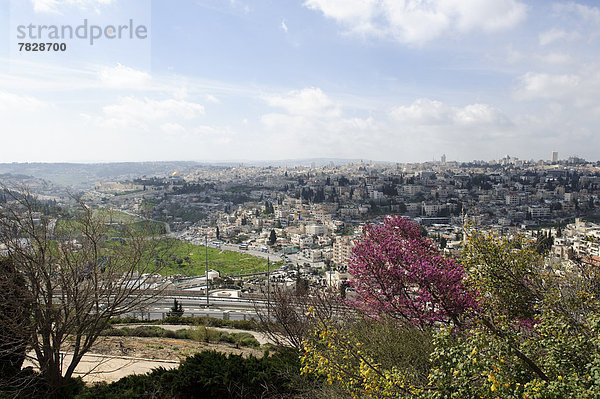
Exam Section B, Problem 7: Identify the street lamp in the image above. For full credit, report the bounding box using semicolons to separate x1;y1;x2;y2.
267;257;270;319
205;234;209;307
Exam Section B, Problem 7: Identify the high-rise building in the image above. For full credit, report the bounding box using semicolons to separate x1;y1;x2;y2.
333;236;354;267
441;154;446;164
552;151;558;163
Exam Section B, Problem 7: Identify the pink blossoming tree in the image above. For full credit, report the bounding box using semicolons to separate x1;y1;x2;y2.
348;215;476;328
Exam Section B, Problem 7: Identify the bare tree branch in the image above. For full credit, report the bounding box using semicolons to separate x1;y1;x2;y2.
0;185;170;397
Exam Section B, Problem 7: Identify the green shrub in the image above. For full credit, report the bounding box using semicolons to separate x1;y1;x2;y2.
101;326;260;348
130;326;166;337
78;349;302;399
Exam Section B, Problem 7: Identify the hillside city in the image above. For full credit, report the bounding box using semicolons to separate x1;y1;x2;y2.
4;154;599;297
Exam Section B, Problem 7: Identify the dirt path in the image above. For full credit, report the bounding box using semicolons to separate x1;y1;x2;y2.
24;351;180;384
23;334;266;384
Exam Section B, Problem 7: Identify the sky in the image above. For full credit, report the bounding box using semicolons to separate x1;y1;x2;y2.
0;0;599;163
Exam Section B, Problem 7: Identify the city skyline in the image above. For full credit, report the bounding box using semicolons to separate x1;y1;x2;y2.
1;0;599;163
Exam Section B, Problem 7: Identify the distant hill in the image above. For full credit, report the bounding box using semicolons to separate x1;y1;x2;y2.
0;159;366;188
0;162;201;188
230;158;364;167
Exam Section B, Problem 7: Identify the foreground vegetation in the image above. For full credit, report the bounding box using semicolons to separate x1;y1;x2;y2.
76;349;303;399
6;199;600;398
298;216;600;398
1;349;308;399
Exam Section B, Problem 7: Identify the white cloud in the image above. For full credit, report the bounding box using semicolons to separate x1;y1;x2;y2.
383;98;521;161
390;99;451;125
160;122;187;136
103;97;204;120
304;0;527;44
261;87;376;158
264;87;341;118
31;0;114;14
261;113;305;131
535;52;572;65
205;94;220;103
454;103;510;126
260;90;517;160
98;64;151;90
0;91;46;111
100;96;205;130
281;20;288;33
539;28;569;46
0;91;48;114
514;72;581;101
545;3;600;46
192;125;234;144
160;122;234;143
31;0;60;13
514;67;600;111
172;87;188;100
390;98;509;127
440;0;527;33
304;0;377;23
554;2;600;24
509;65;600;158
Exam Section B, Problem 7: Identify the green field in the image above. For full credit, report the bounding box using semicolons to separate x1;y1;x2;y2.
55;208;269;277
153;239;276;277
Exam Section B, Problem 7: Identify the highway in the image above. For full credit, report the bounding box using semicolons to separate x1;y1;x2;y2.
124;294;268;321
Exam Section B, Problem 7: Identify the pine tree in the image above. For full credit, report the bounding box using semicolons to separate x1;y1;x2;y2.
269;229;277;246
167;299;184;317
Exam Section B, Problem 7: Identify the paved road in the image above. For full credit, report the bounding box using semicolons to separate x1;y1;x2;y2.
220;243;282;262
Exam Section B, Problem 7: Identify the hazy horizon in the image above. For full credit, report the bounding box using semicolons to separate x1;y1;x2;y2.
1;154;595;166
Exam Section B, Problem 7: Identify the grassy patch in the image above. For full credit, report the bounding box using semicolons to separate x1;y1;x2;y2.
153;239;277;276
